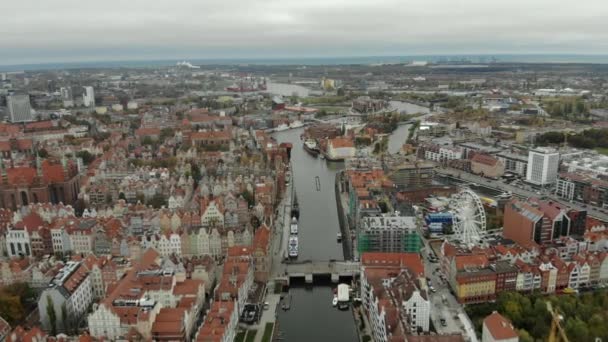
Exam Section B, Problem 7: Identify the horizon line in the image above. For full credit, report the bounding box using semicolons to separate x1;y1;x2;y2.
3;53;608;70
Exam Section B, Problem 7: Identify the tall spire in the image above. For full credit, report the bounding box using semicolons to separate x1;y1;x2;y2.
36;155;42;177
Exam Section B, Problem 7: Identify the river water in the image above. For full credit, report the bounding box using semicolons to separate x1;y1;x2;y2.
270;104;429;341
272;128;358;342
267;82;311;97
272;128;343;261
387;101;430;154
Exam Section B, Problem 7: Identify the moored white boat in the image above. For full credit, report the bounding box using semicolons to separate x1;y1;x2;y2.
290;217;298;234
288;236;299;257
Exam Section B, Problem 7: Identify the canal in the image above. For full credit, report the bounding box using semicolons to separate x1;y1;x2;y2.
387;101;430;154
271;104;430;341
272;128;358;342
273;128;344;261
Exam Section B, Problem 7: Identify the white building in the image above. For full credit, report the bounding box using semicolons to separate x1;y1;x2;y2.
38;261;93;333
526;147;559;185
201;200;225;227
51;227;72;256
83;86;95;107
424;144;463;162
7;94;32;122
6;227;32;257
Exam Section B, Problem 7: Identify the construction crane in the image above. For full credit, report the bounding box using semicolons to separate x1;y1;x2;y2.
547;302;569;342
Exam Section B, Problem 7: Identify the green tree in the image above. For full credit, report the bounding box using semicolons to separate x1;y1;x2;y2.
518;329;533;342
38;148;49;158
141;136;155;146
241;190;255;208
565;317;589;341
47;296;57;336
61;303;68;333
76;150;96;165
147;193;167;209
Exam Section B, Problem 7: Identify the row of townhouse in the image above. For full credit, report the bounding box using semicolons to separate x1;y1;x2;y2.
36;254;121;333
87;249;205;341
4;204;261;262
359;253;436;342
440;240;608;304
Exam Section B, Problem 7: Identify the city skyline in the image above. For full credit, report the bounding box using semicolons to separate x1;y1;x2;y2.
3;0;608;65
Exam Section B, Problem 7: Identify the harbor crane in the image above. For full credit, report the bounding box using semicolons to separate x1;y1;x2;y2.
546;302;569;342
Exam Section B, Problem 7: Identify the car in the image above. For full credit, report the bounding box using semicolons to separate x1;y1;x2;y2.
429;286;436;293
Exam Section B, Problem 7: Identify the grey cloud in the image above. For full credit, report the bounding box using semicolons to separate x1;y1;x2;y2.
2;0;608;64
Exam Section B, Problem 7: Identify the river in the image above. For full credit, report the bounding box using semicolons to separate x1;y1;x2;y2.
270;106;430;341
387;101;430;154
272;128;343;261
267;82;311;97
272;128;358;342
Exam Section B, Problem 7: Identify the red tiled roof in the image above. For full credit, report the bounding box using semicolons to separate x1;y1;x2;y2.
135;127;161;137
190;130;231;141
329;137;354;149
253;225;270;251
361;252;424;276
483;312;518;340
471;153;498;166
42;160;66;183
24;121;55;131
14;212;44;231
196;301;235;342
6;325;47;342
6;167;36;186
454;254;489;270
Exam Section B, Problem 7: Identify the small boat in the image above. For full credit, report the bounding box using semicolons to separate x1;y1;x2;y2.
290;217;298;234
291;192;300;219
288;236;299;258
303;139;320;156
290;120;304;128
332;295;338;307
275;123;289;131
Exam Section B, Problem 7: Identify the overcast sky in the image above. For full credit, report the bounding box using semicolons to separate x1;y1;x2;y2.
2;0;608;65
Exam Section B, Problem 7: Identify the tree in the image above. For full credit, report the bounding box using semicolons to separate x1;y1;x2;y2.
0;294;24;325
118;192;127;201
47;296;57;336
160;128;175;141
61;303;68;333
518;329;534;342
147;193;167;209
141;136;155;146
337;88;345;97
76;150;96;165
38;148;49;158
241;190;254;208
565;317;590;341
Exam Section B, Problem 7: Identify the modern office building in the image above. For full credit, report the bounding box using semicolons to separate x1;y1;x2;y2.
83;86;95;107
526;147;559;185
7;94;32;122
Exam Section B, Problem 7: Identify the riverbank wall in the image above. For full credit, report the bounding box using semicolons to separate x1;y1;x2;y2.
335;170;353;260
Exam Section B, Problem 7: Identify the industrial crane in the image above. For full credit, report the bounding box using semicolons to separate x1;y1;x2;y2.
546;302;569;342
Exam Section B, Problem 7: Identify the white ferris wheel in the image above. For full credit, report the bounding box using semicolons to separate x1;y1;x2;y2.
449;188;487;246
